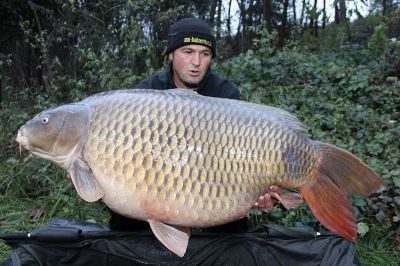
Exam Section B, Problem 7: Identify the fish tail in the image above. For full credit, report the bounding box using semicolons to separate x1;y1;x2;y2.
299;141;384;241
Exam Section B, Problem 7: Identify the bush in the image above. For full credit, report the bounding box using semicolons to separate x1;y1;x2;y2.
218;40;400;234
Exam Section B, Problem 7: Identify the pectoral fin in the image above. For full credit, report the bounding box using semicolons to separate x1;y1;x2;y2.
69;160;104;202
148;219;191;257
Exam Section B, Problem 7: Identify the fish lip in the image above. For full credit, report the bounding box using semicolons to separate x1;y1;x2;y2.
15;129;50;158
16;129;27;147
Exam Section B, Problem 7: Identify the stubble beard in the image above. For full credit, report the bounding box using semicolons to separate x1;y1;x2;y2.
177;72;201;89
182;80;200;89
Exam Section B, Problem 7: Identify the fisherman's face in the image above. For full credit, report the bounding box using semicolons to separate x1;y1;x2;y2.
169;44;212;90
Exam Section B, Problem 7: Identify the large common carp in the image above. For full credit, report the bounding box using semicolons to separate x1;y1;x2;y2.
16;89;384;257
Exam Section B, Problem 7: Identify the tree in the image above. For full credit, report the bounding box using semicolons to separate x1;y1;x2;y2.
274;0;290;52
322;0;327;28
334;0;347;24
309;0;319;36
371;0;400;15
263;0;273;32
292;0;297;23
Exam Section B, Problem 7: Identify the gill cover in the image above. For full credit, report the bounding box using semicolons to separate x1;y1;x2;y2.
18;103;104;202
19;103;89;163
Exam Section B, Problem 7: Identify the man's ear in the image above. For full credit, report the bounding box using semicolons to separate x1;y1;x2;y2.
168;52;173;61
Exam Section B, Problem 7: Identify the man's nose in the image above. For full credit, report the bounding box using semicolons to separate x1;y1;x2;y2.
191;53;201;66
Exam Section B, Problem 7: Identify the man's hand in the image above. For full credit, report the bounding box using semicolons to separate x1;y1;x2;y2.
253;193;274;210
252;185;304;211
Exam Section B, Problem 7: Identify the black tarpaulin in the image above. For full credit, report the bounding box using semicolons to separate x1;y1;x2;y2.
0;219;360;266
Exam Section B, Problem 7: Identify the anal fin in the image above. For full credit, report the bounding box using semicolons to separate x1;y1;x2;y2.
274;192;304;210
148;219;191;257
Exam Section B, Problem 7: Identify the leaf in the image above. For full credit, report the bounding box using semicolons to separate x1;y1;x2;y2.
375;210;386;223
357;222;370;237
354;198;366;207
393;177;400;187
28;209;44;220
6;157;17;165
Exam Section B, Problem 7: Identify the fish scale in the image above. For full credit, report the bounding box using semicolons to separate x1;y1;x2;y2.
17;89;384;257
80;90;310;226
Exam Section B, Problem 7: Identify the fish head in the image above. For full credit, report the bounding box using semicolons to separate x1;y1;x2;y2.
16;103;89;169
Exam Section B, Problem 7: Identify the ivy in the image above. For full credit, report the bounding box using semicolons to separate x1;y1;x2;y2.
218;35;400;235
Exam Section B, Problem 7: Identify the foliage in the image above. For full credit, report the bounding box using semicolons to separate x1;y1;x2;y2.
319;23;348;51
367;23;389;60
219;36;400;236
350;14;388;44
1;3;400;264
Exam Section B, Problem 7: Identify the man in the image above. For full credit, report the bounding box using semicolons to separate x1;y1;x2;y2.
136;17;240;99
109;17;249;232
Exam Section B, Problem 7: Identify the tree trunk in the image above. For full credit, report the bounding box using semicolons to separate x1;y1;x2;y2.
382;0;387;15
292;0;297;24
309;0;318;34
337;0;350;39
322;0;326;28
300;0;306;26
216;0;222;39
209;0;217;26
237;0;246;52
339;0;346;24
314;0;319;36
248;0;254;27
263;0;273;33
334;3;340;24
227;0;232;36
274;0;289;53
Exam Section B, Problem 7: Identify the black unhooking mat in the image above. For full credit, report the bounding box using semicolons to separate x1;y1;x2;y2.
0;218;360;266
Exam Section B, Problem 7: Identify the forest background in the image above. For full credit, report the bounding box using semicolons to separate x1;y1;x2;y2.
0;0;399;265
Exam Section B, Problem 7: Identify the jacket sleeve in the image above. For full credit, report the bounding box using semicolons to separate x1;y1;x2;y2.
223;82;241;100
218;78;241;100
134;71;170;90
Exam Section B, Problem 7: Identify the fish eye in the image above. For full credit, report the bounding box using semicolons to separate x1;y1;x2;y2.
41;117;49;123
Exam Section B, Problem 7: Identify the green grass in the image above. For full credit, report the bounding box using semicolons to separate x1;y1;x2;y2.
0;243;10;263
0;191;109;262
357;228;400;266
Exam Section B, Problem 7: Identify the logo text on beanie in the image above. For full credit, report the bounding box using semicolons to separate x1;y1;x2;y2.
184;36;212;47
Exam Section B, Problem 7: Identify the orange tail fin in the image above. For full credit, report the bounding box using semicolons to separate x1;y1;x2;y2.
299;142;385;241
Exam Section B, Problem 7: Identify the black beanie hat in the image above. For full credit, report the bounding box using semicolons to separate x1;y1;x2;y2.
166;18;216;57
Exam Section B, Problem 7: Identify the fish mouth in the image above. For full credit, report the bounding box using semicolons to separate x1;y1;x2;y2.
16;128;28;155
16;127;75;169
16;128;57;160
16;128;36;153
